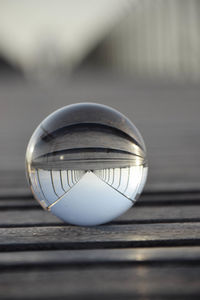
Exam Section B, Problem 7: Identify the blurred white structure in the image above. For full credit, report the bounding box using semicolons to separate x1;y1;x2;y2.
0;0;200;81
95;0;200;82
0;0;133;76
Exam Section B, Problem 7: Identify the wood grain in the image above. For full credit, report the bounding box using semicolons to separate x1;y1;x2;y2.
0;266;199;299
0;75;199;299
0;223;199;250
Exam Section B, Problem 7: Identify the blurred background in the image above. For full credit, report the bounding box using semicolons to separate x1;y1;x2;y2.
0;0;200;195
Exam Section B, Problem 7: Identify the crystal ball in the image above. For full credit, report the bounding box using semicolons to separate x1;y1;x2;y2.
26;103;148;226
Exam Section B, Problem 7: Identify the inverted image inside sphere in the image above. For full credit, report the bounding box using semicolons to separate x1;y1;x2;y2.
26;103;148;226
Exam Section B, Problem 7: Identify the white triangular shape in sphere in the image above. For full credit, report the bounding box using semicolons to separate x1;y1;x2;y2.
50;171;132;226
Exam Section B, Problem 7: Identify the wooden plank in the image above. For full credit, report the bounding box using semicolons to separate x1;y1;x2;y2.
115;204;200;223
0;205;199;226
0;266;199;299
0;188;31;198
140;192;200;205
0;209;60;226
0;199;38;209
0;223;200;250
0;247;199;269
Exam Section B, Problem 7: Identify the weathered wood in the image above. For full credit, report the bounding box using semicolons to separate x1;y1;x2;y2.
0;266;199;299
1;75;200;299
0;247;199;269
0;205;199;226
0;223;199;250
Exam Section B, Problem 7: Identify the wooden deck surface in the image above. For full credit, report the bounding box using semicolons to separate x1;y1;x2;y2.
0;73;200;299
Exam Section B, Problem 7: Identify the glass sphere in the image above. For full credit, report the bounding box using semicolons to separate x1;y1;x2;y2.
26;103;148;226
